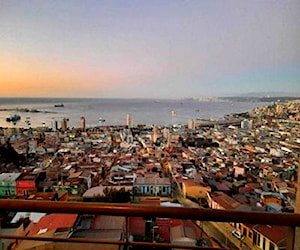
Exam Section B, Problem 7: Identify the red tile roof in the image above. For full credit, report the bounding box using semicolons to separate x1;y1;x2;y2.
211;192;241;210
28;213;78;236
254;225;288;244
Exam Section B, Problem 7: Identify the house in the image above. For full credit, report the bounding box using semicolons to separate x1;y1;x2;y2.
233;165;247;178
133;175;171;196
170;224;196;248
16;172;46;197
0;173;21;197
55;170;92;195
272;180;288;193
252;225;288;250
83;185;132;201
170;219;211;249
14;213;78;250
233;223;255;245
260;192;283;206
181;179;211;200
265;202;282;213
208;192;241;210
70;215;125;250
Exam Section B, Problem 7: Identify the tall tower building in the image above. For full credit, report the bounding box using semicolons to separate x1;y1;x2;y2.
55;120;59;131
163;128;169;139
80;116;86;131
241;119;253;130
52;120;59;131
152;126;159;143
126;114;133;128
188;119;195;130
61;118;68;132
166;133;171;148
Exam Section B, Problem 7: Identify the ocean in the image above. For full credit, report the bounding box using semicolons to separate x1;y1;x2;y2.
0;98;269;128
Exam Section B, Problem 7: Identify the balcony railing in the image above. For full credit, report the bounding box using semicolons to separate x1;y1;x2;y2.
0;199;300;249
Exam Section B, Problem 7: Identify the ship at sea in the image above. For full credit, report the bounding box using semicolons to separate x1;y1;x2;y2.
6;114;21;123
99;117;106;123
54;104;64;108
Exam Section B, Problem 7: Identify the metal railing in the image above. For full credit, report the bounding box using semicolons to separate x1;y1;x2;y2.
0;199;300;249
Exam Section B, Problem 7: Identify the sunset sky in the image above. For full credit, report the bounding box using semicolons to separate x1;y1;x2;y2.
1;0;300;98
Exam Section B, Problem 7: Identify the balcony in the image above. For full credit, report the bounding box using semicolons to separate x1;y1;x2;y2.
0;199;300;250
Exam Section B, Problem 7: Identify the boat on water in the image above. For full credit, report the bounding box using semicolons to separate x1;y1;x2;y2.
6;114;21;123
54;104;64;107
99;117;106;123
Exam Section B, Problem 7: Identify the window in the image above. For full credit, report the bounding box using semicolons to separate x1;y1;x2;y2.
243;228;247;236
262;237;266;250
248;231;252;239
257;234;261;246
253;232;257;245
269;242;275;250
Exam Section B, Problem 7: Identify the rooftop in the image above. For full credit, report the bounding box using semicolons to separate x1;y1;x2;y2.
0;173;21;182
1;199;299;250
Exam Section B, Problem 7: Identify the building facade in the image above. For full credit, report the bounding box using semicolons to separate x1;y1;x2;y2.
134;176;172;197
0;173;21;197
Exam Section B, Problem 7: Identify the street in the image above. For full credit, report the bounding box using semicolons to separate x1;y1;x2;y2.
201;221;250;250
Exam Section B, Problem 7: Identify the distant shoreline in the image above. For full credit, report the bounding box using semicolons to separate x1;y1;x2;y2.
219;96;300;103
0;108;56;114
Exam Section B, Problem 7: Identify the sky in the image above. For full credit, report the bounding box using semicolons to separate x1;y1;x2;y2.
0;0;300;98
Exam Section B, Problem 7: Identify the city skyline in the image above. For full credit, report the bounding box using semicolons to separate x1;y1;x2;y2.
1;0;300;98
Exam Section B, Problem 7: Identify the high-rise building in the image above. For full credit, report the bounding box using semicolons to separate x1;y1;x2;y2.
188;119;195;130
80;116;86;131
241;119;253;130
275;103;285;114
51;120;59;131
61;118;68;132
163;128;169;139
55;120;58;131
151;126;159;143
126;114;133;128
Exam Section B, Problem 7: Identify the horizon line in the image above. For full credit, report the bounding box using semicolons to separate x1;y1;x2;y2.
0;95;300;99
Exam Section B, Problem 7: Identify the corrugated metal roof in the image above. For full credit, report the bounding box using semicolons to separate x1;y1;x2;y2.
0;173;21;182
11;212;46;223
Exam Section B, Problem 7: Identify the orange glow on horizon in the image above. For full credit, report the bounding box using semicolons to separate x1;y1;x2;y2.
0;55;123;97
